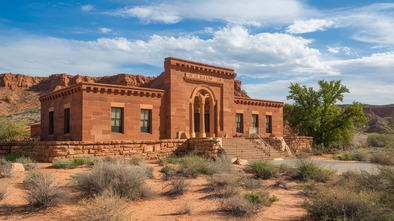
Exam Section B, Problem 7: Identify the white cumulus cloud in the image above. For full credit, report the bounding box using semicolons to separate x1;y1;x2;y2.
109;0;316;25
81;4;94;12
286;19;334;34
99;28;112;33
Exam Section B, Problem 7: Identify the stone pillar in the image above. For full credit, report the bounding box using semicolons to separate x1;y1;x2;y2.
210;102;215;137
190;101;195;138
201;101;206;138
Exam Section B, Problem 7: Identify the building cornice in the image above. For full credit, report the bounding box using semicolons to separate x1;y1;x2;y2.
39;82;165;102
234;97;284;108
166;57;237;79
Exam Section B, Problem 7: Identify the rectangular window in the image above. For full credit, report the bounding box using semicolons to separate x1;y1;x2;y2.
141;109;151;133
194;113;200;133
236;113;243;133
111;107;123;133
49;111;54;135
252;114;258;128
64;108;70;134
266;115;272;133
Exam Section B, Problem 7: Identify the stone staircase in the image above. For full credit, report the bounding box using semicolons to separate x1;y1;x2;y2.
221;138;290;161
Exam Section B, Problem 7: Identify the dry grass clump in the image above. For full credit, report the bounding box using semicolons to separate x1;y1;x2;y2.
220;191;271;217
71;158;156;201
370;152;393;165
77;190;131;221
208;173;241;198
0;158;14;177
304;167;394;220
245;161;277;179
206;154;233;175
163;177;189;197
304;186;382;221
0;180;9;201
23;172;65;209
294;160;335;182
176;200;193;215
159;155;208;179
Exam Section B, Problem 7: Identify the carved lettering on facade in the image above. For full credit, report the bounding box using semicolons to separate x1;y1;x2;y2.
184;72;224;85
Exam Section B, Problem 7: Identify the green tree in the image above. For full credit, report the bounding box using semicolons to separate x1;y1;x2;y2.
0;118;30;141
286;80;368;149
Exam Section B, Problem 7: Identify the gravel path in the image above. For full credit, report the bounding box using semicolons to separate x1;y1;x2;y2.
270;159;381;173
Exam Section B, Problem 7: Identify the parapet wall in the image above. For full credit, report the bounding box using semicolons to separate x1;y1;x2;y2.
283;136;313;154
188;138;223;157
0;140;188;162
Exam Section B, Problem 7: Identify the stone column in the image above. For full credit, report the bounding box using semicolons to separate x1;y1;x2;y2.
210;102;215;137
201;101;206;138
190;101;195;138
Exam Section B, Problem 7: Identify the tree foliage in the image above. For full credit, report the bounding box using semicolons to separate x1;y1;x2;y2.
285;80;368;148
0;118;30;141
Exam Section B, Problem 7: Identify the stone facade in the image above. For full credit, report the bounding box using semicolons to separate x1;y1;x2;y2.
284;136;313;154
36;57;284;142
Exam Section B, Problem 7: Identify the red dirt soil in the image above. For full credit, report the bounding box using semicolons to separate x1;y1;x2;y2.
0;163;308;221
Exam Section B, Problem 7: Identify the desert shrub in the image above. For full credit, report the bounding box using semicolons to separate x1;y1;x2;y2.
163;177;189;197
15;157;37;171
166;155;180;164
71;159;155;201
73;158;94;166
177;200;192;215
368;133;393;147
160;165;177;180
245;161;277;179
277;163;289;173
177;155;208;178
139;164;154;179
294;160;335;182
77;190;130;221
0;152;29;162
208;173;241;198
23;172;64;209
304;187;384;221
270;195;279;202
370;152;393;165
221;191;270;217
53;158;94;169
296;152;308;159
241;177;261;190
159;157;167;166
207;154;232;175
0;158;14;177
0;180;9;201
341;149;369;161
129;157;141;166
243;192;263;204
53;159;75;169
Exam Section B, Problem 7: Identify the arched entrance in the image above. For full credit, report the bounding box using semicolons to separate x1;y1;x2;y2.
190;86;216;138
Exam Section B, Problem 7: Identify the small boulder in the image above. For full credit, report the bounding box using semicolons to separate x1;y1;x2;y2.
11;163;25;172
235;158;249;166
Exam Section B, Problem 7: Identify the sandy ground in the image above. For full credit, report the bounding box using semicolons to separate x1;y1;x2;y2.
0;163;309;221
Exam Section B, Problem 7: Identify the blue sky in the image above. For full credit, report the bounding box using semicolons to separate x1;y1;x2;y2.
1;0;393;105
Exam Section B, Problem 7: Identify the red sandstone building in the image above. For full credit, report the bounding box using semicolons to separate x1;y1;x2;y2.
37;57;284;142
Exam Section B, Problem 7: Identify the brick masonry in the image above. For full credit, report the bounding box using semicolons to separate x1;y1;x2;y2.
0;136;311;162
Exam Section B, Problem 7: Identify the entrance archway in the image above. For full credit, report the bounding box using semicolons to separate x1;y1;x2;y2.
190;85;216;138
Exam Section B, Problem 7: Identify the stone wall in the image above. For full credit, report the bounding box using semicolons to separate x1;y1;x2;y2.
188;138;223;158
263;136;312;154
0;139;188;162
283;136;313;154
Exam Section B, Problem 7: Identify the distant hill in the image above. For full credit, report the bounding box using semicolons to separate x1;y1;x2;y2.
0;73;249;125
340;104;394;133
